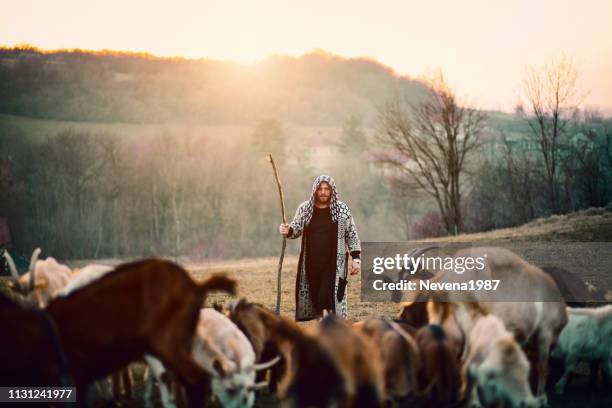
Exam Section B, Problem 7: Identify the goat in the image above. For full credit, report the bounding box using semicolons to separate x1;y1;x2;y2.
44;258;236;406
397;291;469;361
5;251;133;400
268;316;347;408
4;248;74;307
55;262;137;401
317;313;386;407
229;300;347;407
0;292;70;387
144;307;278;408
229;299;286;393
414;324;464;408
194;308;276;406
56;263;115;296
464;314;540;408
354;316;420;404
551;305;612;394
402;246;567;402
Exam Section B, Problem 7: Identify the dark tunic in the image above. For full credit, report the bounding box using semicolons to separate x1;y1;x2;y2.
304;206;337;313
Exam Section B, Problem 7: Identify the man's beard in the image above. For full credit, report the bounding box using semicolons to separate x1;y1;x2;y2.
316;195;330;205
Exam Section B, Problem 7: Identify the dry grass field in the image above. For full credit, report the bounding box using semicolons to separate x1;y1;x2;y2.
187;255;398;323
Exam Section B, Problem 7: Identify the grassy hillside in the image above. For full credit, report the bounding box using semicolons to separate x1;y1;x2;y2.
431;206;612;243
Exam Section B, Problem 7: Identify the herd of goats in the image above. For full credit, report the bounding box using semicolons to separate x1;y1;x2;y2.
1;246;611;408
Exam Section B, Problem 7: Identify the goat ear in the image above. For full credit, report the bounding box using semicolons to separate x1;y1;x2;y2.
230;298;247;314
6;281;15;289
35;279;48;289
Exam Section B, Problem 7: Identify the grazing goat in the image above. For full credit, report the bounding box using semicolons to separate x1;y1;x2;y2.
464;314;540;408
44;259;236;407
194;308;276;407
269;317;347;408
144;307;278;408
414;324;464;408
398;291;467;360
403;246;567;402
317;313;386;407
551;305;612;394
354;316;420;404
228;301;347;407
229;299;286;392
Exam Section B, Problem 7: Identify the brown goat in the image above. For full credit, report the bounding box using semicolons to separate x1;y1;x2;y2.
317;313;386;408
229;299;286;392
269;316;347;408
355;316;420;405
414;324;464;408
0;292;69;387
229;301;348;407
34;258;234;406
397;291;470;361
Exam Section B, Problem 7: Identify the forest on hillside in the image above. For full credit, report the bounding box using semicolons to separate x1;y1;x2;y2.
0;46;429;126
1;47;611;261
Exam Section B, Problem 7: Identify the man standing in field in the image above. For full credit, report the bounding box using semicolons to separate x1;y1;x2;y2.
279;175;361;321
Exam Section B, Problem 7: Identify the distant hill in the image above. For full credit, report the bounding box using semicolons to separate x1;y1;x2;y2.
0;46;431;126
429;206;612;243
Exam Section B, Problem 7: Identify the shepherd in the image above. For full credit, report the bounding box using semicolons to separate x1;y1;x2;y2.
279;175;361;321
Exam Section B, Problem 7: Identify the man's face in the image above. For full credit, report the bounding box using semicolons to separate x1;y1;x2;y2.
315;182;332;205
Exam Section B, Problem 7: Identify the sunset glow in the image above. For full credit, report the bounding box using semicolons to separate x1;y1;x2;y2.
2;0;611;111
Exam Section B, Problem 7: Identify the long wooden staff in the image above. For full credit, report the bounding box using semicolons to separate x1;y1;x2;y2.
268;154;286;315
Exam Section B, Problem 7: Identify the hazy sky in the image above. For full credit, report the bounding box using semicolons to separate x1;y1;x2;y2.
2;0;611;112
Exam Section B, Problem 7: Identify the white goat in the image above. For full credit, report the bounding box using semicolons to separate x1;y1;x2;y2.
56;264;115;296
145;308;278;408
464;314;540;408
411;246;567;402
4;249;72;307
551;305;612;394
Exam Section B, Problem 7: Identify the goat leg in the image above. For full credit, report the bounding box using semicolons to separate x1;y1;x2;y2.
602;358;612;387
122;366;133;399
554;355;578;394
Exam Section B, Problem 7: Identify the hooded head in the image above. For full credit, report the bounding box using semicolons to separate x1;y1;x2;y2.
304;175;340;225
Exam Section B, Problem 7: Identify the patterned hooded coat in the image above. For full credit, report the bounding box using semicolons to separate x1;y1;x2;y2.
287;175;361;321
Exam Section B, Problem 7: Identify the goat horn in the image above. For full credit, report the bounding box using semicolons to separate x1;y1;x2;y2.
254;355;281;371
249;381;269;391
404;245;441;273
28;248;41;291
3;250;21;288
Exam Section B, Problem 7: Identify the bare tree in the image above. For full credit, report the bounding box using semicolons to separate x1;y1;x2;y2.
519;55;583;213
377;72;486;235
